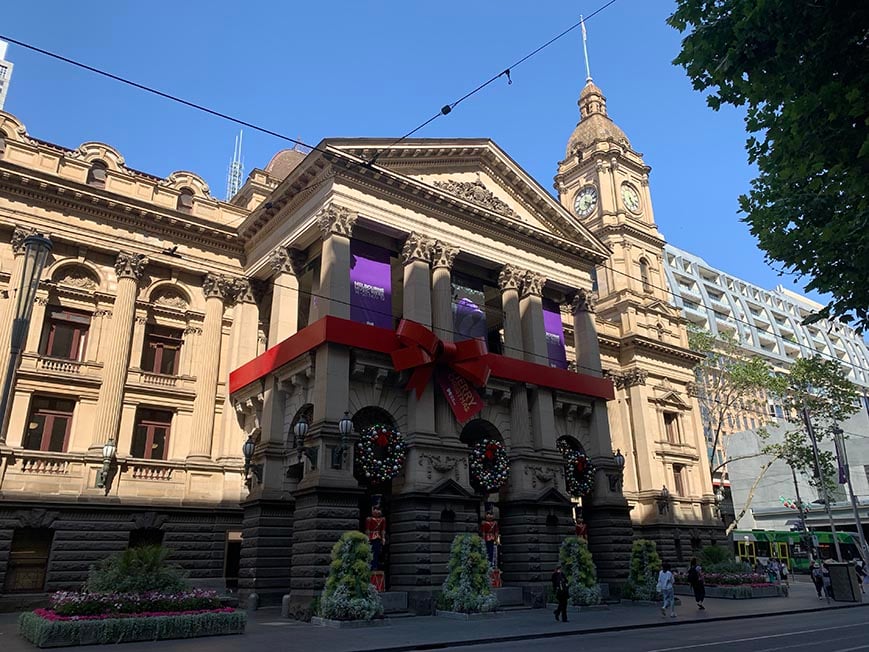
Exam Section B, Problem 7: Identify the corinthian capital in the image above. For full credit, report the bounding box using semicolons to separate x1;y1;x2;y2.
570;288;597;314
316;204;356;238
521;271;546;298
498;264;525;292
115;252;149;281
10;226;37;255
203;273;240;302
400;233;436;265
431;242;460;269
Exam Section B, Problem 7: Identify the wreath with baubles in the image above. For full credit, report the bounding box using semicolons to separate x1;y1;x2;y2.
557;439;595;497
355;424;407;485
469;438;510;492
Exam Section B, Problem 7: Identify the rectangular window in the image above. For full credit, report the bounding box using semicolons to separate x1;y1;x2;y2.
130;408;172;460
141;325;183;375
23;396;75;452
664;412;680;443
673;464;686;496
40;307;90;361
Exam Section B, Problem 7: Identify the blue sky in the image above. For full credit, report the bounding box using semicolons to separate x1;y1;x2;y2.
0;1;819;303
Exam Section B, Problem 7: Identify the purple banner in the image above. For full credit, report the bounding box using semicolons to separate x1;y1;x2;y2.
543;298;568;369
350;240;393;329
453;284;487;342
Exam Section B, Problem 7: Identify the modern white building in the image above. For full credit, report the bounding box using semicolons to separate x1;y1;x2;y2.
662;243;869;561
0;42;13;112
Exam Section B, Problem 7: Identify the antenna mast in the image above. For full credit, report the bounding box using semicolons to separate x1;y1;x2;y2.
225;130;244;200
581;15;592;83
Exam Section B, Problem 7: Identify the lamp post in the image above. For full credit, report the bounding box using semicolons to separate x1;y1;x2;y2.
334;411;353;469
242;435;263;487
95;438;117;489
293;413;317;468
0;234;53;444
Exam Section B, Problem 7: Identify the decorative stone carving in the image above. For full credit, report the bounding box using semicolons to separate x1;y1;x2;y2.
521;271;546;298
498;264;524;292
431;242;459;269
11;226;37;255
15;508;59;529
433;179;517;218
131;511;168;530
270;247;306;276
418;453;466;481
57;270;98;290
202;273;239;302
152;289;188;309
316;204;356;238
233;278;266;304
115;252;149;280
400;233;436;265
183;326;203;335
524;465;561;490
610;368;648;389
570;289;596;314
685;381;700;398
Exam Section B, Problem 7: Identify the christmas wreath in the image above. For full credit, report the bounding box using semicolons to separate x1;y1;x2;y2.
557;440;595;497
355;424;407;485
469;438;509;492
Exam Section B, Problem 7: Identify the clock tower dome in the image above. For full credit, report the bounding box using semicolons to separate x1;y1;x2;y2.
555;78;721;554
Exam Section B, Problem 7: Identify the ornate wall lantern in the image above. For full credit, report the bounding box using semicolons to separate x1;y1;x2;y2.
95;438;117;489
607;448;626;492
242;435;263;486
333;411;354;469
293;413;317;468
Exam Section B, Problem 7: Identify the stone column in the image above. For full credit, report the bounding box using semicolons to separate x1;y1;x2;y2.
571;289;602;378
268;246;304;346
518;272;556;450
498;264;531;453
0;228;34;396
188;273;236;461
91;252;148;450
400;233;436;438
431;242;459;439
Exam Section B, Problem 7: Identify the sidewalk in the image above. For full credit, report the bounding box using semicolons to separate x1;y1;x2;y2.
0;582;863;652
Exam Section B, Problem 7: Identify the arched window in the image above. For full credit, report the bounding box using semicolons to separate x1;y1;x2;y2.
177;187;195;212
639;258;652;293
87;160;108;187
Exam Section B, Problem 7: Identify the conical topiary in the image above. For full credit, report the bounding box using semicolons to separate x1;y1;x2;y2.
440;533;498;614
623;539;662;601
318;531;383;621
559;537;601;605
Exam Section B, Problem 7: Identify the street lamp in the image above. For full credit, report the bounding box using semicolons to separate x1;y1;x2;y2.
333;411;354;469
608;449;626;492
0;234;53;444
242;435;263;486
96;438;117;489
293;413;317;468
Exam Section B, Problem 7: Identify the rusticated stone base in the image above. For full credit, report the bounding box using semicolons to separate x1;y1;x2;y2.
584;501;633;592
286;485;363;618
634;522;727;567
238;498;295;607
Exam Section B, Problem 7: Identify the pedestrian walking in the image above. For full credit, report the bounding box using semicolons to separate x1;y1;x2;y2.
781;561;789;586
657;561;676;618
551;566;569;622
822;562;832;602
854;560;866;595
687;557;705;610
811;561;824;599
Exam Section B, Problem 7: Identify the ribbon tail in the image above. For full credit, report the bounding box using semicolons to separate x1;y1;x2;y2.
407;367;433;399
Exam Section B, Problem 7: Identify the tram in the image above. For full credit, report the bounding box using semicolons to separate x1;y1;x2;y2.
733;529;861;572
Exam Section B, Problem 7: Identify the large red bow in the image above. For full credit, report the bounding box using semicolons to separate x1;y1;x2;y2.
390;320;491;422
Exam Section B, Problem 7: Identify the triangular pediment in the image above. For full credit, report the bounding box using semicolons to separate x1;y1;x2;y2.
430;478;476;499
324;139;611;261
653;389;690;408
535;486;574;506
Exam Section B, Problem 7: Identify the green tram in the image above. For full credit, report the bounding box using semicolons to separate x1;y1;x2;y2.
733;529;861;572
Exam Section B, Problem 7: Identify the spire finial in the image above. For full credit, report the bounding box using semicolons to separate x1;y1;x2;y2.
581;15;592;84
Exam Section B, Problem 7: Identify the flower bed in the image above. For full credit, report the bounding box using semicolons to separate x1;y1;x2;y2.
674;584;781;599
19;608;246;648
48;589;221;617
674;572;769;586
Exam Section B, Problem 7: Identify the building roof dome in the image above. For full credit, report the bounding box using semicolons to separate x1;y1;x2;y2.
265;148;306;181
565;80;630;157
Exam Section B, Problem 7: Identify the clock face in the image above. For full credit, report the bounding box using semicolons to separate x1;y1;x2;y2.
622;184;641;213
574;186;598;217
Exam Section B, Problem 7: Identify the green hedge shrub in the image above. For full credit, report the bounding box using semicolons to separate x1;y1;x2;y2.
440;533;497;614
622;539;661;601
86;546;186;594
318;531;383;621
559;537;601;606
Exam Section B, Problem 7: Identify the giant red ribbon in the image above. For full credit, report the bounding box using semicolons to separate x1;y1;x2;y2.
391;320;491;421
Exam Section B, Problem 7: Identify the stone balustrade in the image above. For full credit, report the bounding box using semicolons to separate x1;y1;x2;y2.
18;353;103;379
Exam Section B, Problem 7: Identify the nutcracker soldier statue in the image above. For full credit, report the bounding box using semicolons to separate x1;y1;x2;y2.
480;503;502;588
366;495;387;592
574;505;588;541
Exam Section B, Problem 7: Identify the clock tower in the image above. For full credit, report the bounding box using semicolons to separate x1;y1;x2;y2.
555;79;721;555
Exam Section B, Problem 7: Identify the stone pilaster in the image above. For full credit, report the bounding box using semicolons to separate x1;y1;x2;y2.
400;233;436;439
238;498;295;607
498;264;531;453
91;252;148;450
431;242;459;439
312;204;355;322
519;271;556;451
188;273;236;461
570;289;601;377
268;246;305;346
0;227;36;406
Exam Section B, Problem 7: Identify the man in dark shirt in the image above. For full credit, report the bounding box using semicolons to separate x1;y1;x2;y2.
551;566;569;622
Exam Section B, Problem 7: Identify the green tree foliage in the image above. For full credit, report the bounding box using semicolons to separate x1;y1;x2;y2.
85;545;187;594
623;539;661;601
318;531;383;621
440;533;497;614
689;328;780;471
559;537;601;606
669;1;869;331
